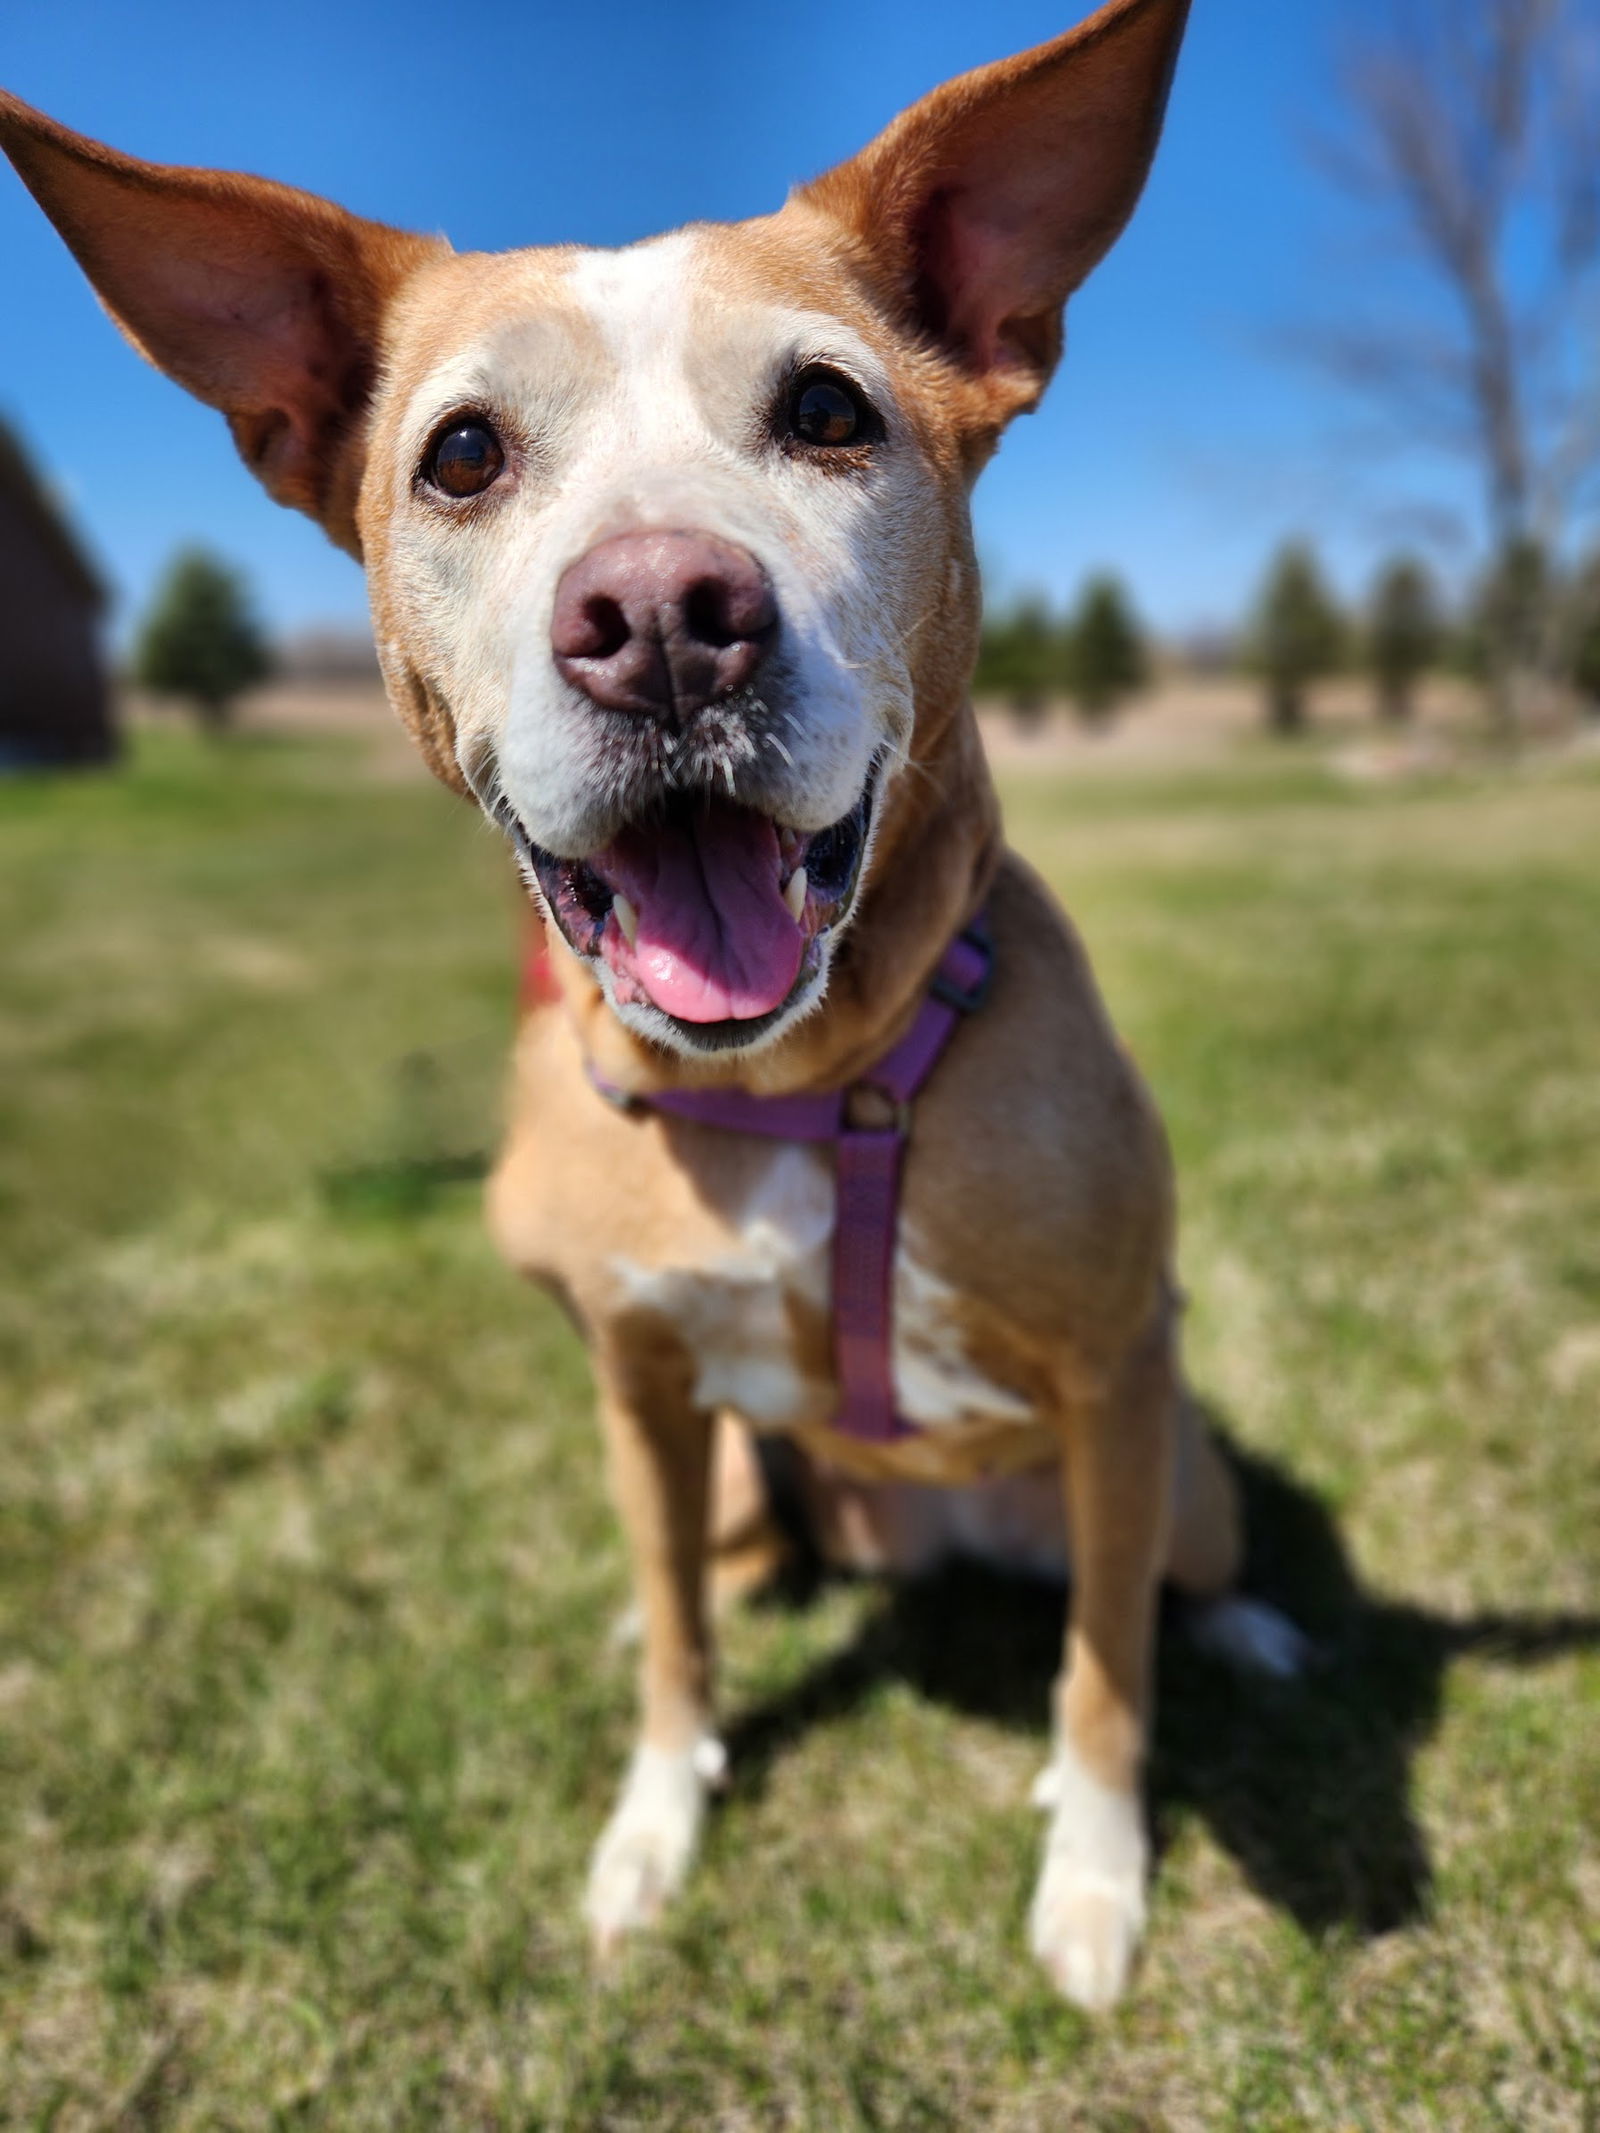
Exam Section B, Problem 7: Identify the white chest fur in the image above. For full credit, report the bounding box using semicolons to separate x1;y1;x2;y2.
607;1142;1035;1433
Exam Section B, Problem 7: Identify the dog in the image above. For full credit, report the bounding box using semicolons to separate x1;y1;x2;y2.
1;0;1308;2009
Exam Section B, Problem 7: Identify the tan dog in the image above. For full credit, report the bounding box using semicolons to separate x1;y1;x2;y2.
2;0;1306;2009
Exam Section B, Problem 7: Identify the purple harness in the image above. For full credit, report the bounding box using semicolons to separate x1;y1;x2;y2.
587;914;993;1442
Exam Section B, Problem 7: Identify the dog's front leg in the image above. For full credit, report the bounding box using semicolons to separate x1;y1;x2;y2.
1029;1311;1174;2012
585;1364;721;1956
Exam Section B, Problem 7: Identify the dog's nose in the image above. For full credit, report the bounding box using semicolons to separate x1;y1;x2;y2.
550;530;778;721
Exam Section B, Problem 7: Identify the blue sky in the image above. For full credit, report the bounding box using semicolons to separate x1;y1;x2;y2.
0;0;1460;641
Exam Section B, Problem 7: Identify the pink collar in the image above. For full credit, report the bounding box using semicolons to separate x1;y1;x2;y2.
585;914;993;1442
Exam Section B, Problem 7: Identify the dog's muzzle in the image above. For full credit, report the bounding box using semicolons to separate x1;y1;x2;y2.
503;769;878;1048
497;524;880;1052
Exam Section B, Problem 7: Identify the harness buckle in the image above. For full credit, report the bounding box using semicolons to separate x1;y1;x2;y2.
928;920;994;1015
843;1082;913;1137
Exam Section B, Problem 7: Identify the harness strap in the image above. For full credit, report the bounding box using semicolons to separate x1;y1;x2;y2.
584;914;993;1443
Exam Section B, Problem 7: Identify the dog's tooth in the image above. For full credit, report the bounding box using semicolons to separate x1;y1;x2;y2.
613;893;639;948
783;866;808;922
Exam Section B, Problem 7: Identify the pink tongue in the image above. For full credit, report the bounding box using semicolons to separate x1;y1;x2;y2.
598;804;803;1023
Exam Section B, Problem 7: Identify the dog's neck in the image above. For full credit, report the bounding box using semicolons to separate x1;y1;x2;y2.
560;690;1001;1100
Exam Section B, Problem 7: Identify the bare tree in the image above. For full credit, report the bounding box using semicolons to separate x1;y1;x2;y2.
1300;0;1600;729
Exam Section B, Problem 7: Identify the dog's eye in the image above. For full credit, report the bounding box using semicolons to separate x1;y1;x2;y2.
425;418;505;498
789;371;869;449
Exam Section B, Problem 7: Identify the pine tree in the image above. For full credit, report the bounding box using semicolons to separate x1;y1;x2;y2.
1475;537;1549;695
974;594;1066;729
1066;574;1147;724
1252;542;1344;735
1565;551;1600;717
133;548;272;731
1366;556;1441;723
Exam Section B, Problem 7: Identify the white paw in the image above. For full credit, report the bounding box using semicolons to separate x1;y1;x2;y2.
1029;1856;1147;2011
584;1738;720;1954
1026;1748;1148;2012
1189;1595;1311;1679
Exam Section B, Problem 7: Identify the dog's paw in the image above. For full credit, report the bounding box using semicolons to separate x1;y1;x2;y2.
1188;1594;1312;1679
1026;1750;1148;2012
584;1739;721;1956
1029;1856;1147;2011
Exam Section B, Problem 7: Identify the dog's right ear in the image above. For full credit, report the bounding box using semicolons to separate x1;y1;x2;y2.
0;93;443;557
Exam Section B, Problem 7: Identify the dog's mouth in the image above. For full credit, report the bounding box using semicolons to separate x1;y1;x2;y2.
503;774;876;1048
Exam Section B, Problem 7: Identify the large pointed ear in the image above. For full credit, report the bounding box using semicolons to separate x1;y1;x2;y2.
797;0;1189;423
0;93;444;556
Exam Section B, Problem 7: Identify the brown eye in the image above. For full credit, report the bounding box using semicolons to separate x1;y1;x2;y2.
790;373;867;448
426;418;505;498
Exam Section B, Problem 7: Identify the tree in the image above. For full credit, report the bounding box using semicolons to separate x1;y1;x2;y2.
133;548;271;731
1251;542;1345;735
1561;549;1600;714
1466;535;1551;693
1367;554;1443;721
973;593;1067;729
1294;0;1600;731
1066;575;1148;724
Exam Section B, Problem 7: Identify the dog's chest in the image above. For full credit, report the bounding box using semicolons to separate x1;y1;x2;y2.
605;1142;1034;1434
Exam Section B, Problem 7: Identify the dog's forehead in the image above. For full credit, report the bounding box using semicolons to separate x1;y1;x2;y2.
387;212;901;429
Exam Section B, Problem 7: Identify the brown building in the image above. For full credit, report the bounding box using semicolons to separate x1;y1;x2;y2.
0;418;116;766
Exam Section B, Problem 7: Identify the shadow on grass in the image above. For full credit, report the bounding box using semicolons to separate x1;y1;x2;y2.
319;1150;488;1220
723;1405;1600;1941
319;1049;494;1219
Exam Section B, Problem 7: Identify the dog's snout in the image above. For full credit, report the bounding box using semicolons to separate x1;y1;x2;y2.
550;530;777;722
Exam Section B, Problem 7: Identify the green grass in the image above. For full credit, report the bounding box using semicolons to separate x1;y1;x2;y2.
2;724;1597;2129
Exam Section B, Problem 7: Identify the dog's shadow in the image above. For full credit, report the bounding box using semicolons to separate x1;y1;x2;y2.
723;1407;1600;1938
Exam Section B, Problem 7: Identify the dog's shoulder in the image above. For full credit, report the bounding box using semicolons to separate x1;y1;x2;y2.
904;848;1174;1358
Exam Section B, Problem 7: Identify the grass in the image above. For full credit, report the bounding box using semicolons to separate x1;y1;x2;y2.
1;720;1597;2130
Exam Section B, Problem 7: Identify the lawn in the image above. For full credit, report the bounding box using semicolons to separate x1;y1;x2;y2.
1;721;1597;2130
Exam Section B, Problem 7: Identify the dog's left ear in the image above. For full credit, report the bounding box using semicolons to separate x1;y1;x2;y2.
0;92;444;557
798;0;1190;426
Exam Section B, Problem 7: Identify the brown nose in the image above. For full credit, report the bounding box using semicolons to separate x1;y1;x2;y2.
550;530;778;722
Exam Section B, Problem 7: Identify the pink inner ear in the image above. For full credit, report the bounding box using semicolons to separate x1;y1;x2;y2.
118;216;374;523
921;177;1060;374
821;2;1190;387
137;224;335;423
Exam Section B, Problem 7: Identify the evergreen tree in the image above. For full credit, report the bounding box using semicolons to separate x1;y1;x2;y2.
1474;536;1549;690
1366;555;1442;723
1251;542;1344;735
973;593;1066;729
1066;574;1147;724
1564;551;1600;717
133;548;272;731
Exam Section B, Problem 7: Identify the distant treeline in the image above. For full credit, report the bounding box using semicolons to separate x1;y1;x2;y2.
979;539;1600;733
975;574;1148;727
130;534;1600;742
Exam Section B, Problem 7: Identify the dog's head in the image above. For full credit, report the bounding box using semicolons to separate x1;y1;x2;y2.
0;0;1187;1058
